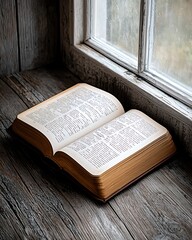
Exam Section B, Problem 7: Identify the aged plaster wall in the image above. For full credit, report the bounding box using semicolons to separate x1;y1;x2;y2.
60;0;192;158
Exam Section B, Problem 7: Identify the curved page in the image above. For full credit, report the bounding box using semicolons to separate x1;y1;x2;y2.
17;83;125;154
61;110;168;175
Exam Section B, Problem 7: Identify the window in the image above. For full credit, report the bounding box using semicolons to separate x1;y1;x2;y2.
85;0;192;107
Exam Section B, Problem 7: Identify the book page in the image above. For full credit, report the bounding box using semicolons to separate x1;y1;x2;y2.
17;83;124;153
60;110;167;175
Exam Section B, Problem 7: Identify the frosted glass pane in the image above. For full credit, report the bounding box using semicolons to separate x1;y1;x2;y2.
149;0;192;90
93;0;140;60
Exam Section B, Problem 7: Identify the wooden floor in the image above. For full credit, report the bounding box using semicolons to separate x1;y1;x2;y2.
0;66;192;240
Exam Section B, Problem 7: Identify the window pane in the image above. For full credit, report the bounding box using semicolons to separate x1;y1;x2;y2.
92;0;140;61
148;0;192;91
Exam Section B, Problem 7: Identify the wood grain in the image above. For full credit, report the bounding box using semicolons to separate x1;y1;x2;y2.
0;0;19;76
0;67;192;239
16;0;59;71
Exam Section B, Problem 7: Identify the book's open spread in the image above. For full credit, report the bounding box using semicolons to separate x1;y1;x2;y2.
58;110;168;175
17;83;124;154
12;83;176;200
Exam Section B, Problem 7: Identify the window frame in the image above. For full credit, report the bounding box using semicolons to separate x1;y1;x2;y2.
84;0;192;107
69;0;192;116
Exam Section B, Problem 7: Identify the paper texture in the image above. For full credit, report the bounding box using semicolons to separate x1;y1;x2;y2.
18;84;124;153
62;110;167;175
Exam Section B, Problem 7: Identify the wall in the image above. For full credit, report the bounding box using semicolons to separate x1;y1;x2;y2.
0;0;59;76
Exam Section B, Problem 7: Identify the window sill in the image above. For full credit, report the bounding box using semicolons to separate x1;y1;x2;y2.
75;44;191;123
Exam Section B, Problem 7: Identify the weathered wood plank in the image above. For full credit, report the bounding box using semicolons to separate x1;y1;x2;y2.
0;67;192;239
17;0;59;70
0;133;76;239
0;0;19;76
1;66;80;109
15;66;81;98
0;69;132;239
109;160;192;239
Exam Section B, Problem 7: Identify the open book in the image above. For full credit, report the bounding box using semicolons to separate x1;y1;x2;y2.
12;83;176;201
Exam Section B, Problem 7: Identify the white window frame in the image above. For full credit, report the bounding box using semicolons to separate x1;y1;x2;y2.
84;0;192;108
69;0;192;122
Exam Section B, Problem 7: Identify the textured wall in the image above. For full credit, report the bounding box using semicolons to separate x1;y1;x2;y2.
0;0;59;76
